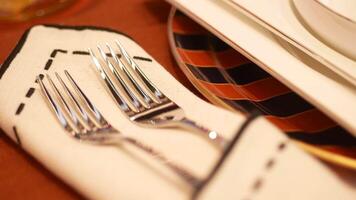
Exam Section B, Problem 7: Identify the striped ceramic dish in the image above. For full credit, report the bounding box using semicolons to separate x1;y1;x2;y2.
168;9;356;169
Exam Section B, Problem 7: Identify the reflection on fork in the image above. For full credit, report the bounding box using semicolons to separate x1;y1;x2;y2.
89;40;228;149
37;71;202;189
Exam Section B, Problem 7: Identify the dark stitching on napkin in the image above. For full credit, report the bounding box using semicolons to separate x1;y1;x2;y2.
278;142;286;151
42;24;133;39
0;27;31;79
25;87;35;98
44;59;53;70
265;158;275;170
72;50;90;55
16;103;25;115
106;53;121;58
133;56;152;62
50;49;68;58
72;50;122;58
244;140;289;199
191;111;261;200
1;25;138;151
252;178;263;191
35;74;44;83
12;126;22;146
1;24;134;79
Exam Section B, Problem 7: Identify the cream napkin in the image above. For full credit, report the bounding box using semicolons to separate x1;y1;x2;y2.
0;25;355;199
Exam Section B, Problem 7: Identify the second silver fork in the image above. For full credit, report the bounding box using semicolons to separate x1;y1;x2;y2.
89;40;228;149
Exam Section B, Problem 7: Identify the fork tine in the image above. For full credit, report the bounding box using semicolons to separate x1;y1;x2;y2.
115;40;164;102
97;45;143;110
64;70;109;128
88;48;134;113
37;75;77;135
46;74;86;132
106;43;153;106
55;72;98;130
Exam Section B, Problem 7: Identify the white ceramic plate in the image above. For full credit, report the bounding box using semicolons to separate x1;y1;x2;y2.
317;0;356;22
293;0;356;60
166;0;356;137
224;0;356;87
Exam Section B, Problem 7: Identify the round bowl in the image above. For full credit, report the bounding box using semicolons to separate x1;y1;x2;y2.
293;0;356;60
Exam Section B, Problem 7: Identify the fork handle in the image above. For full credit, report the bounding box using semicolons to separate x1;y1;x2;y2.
177;118;227;149
122;136;202;189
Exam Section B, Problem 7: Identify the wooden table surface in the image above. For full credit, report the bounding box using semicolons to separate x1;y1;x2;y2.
0;0;195;199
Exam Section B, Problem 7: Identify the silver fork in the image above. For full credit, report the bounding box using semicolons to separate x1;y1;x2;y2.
37;71;202;189
88;40;227;149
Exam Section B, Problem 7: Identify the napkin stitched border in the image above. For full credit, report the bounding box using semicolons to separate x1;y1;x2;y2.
0;24;153;147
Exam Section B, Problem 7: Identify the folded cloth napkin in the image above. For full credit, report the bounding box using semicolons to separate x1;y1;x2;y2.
0;25;355;199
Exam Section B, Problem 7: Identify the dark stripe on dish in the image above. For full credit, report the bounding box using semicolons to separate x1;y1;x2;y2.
174;34;210;50
255;93;314;117
222;99;262;114
186;64;228;83
208;36;232;51
186;63;271;85
226;63;271;85
175;10;184;16
174;33;230;51
287;126;356;146
226;93;314;117
222;98;292;117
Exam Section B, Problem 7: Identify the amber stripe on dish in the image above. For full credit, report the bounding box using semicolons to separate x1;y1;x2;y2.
265;109;337;133
215;48;251;69
319;146;356;158
172;14;207;35
176;47;250;68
